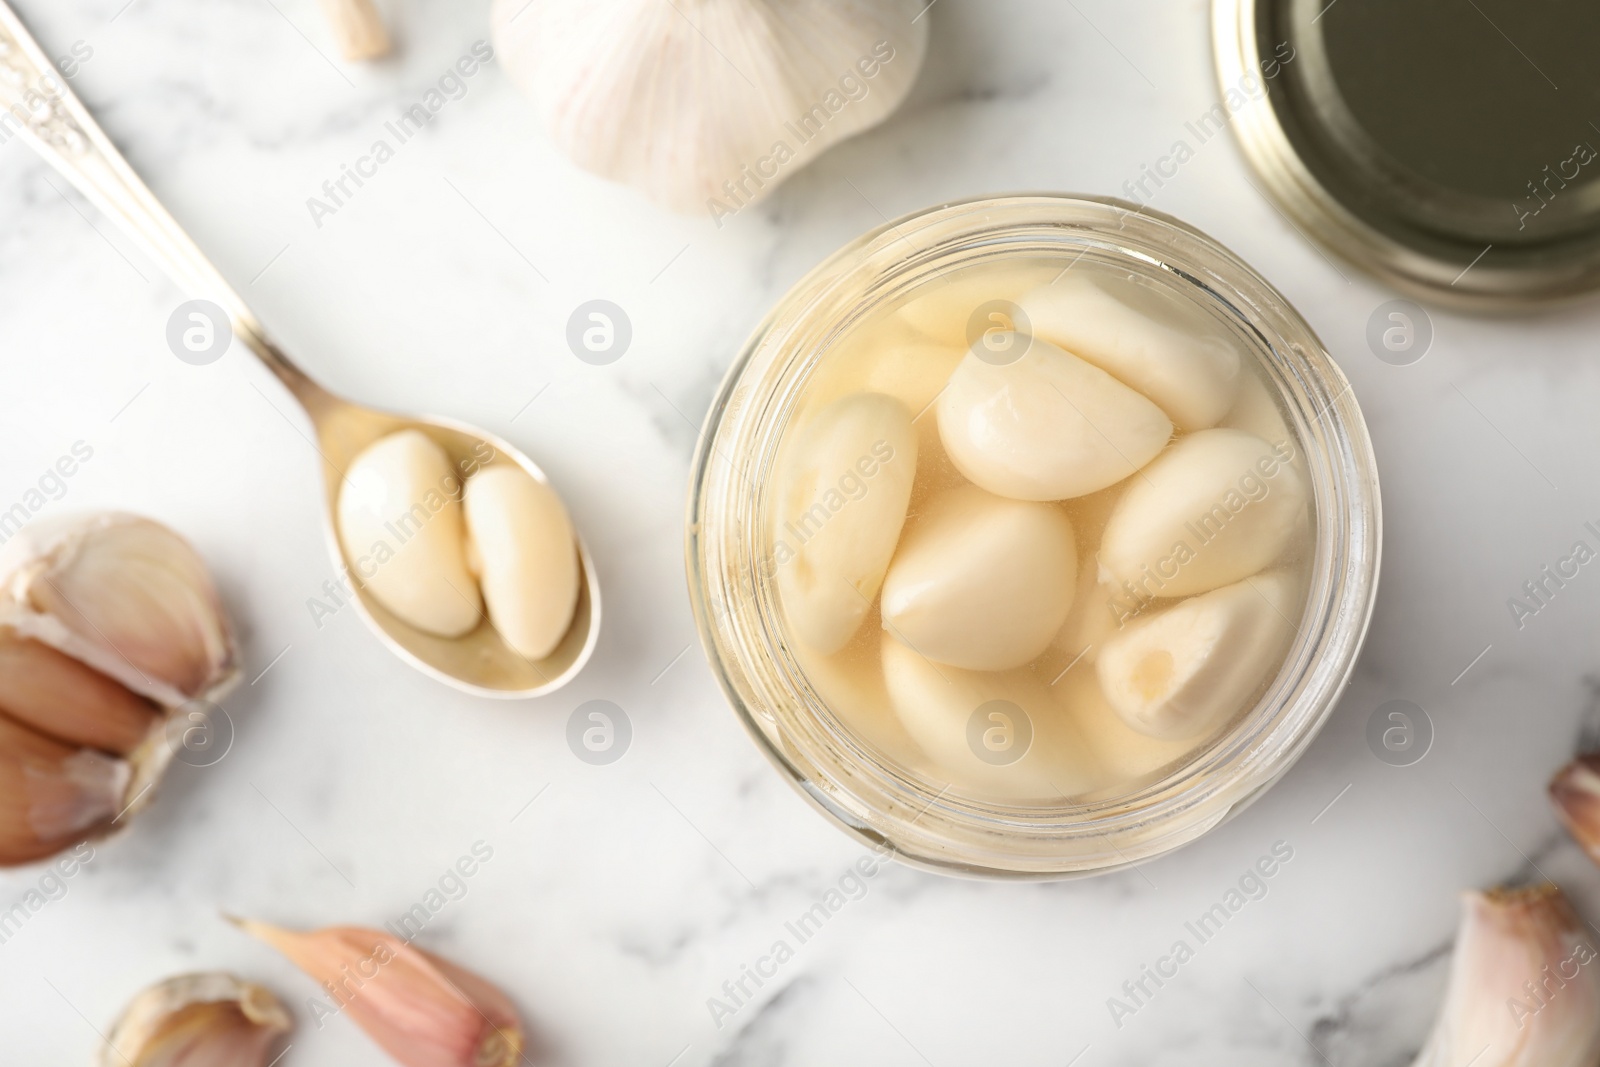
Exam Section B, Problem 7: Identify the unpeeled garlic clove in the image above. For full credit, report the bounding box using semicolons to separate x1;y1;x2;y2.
101;972;291;1067
0;513;238;708
233;917;524;1067
1550;754;1600;868
463;465;580;661
337;430;484;639
1413;884;1600;1067
0;712;130;866
776;392;918;654
0;629;159;755
493;0;928;214
881;485;1077;671
936;335;1173;501
1099;428;1308;598
1018;273;1243;432
1096;572;1299;741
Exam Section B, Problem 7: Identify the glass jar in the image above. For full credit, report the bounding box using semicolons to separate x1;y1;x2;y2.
686;195;1380;878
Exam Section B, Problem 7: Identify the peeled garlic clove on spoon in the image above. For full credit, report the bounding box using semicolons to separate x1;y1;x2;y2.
882;485;1077;671
338;430;484;639
101;972;291;1067
1018;273;1243;432
0;513;238;707
1412;885;1600;1067
776;392;918;654
1100;428;1308;599
233;917;524;1067
937;335;1173;501
464;465;580;661
492;0;929;214
1096;572;1299;741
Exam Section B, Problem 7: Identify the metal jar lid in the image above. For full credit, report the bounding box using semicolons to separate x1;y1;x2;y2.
1214;0;1600;309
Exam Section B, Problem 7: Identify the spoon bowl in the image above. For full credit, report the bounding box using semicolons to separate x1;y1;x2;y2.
308;396;600;698
0;1;599;697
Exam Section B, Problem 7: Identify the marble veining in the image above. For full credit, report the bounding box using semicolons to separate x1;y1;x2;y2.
3;0;1600;1065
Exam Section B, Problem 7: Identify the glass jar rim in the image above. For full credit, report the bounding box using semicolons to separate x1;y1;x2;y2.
687;193;1382;878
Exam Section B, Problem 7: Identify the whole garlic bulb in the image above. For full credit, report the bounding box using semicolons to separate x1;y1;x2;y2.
0;513;240;867
492;0;929;215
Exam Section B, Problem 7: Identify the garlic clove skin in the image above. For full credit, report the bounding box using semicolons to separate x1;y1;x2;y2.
234;918;524;1067
936;336;1174;501
493;0;929;214
1549;754;1600;868
101;972;291;1067
0;513;238;708
1018;274;1243;432
1413;884;1600;1067
1099;429;1308;599
338;430;484;640
0;712;130;867
0;629;160;755
881;632;1105;800
1096;572;1299;741
462;465;580;661
776;393;918;654
881;485;1077;671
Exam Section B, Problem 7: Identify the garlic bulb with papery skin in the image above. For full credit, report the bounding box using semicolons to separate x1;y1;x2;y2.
1413;885;1600;1067
491;0;929;216
101;972;291;1067
0;512;240;867
0;513;238;707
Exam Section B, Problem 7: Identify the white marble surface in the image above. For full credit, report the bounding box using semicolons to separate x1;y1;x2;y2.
4;1;1600;1064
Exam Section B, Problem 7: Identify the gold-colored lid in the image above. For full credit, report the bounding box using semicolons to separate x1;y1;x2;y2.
1215;0;1600;309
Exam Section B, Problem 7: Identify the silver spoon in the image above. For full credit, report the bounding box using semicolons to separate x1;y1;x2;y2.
0;4;599;698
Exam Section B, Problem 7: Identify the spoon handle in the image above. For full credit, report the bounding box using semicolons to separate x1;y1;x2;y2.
0;2;332;413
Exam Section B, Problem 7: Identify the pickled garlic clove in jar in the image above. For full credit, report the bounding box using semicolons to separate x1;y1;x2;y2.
936;335;1173;501
1096;571;1301;741
880;633;1104;800
775;393;918;655
881;485;1077;672
1019;272;1242;432
1099;428;1308;599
